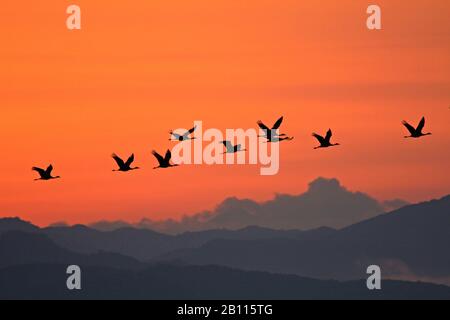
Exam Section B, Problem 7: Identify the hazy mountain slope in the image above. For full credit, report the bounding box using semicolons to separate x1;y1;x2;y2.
158;196;450;282
0;218;331;260
0;231;144;270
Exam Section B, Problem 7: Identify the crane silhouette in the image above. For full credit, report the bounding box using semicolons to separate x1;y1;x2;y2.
32;165;61;181
221;141;247;154
152;150;179;169
312;129;340;149
263;136;294;143
257;116;293;142
402;117;432;138
170;126;197;141
112;153;140;172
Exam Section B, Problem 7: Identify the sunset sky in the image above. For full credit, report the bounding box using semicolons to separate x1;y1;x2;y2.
1;0;449;226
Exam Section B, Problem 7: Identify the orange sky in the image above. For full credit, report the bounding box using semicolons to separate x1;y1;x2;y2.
1;0;449;226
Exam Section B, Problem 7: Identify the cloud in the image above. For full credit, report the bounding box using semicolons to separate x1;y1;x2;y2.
89;177;409;234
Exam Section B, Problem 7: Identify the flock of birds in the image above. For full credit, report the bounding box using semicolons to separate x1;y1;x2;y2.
32;116;432;181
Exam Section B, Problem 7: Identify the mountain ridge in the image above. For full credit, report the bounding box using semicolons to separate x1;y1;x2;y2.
0;194;448;285
155;195;450;283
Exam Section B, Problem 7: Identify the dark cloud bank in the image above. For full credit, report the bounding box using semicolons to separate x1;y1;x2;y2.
91;177;409;234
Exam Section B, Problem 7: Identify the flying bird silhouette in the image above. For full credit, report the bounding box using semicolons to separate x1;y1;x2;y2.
152;150;179;169
257;116;293;142
170;126;197;141
32;165;61;181
221;141;247;154
112;153;140;172
402;117;432;138
312;129;340;149
263;136;294;143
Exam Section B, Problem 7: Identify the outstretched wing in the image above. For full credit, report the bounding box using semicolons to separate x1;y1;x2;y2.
125;154;135;167
152;150;165;165
170;131;181;140
188;126;197;134
312;133;326;144
325;129;333;143
417;117;426;133
112;153;125;168
272;116;284;129
222;141;233;150
164;149;172;162
402;121;416;135
46;164;54;175
182;125;197;139
257;120;270;131
32;167;46;177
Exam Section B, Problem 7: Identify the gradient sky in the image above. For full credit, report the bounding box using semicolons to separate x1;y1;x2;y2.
1;0;449;226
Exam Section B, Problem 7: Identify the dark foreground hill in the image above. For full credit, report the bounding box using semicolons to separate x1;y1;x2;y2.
1;264;450;300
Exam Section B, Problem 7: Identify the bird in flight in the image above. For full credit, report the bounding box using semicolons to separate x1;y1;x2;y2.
221;141;247;154
152;150;179;169
402;117;432;138
312;129;340;149
32;165;61;181
263;136;294;143
257;116;293;142
112;153;140;172
170;126;197;142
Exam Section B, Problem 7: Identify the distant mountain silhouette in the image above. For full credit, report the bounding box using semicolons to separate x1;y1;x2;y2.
0;217;39;234
0;231;144;270
88;178;409;233
1;263;450;300
1;195;449;298
0;219;329;260
0;195;447;285
158;196;450;284
43;225;171;260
